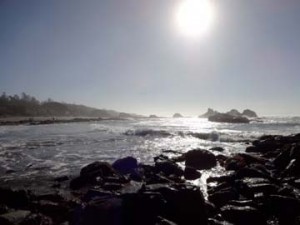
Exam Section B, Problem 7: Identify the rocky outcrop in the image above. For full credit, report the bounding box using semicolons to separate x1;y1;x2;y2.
173;113;183;118
149;115;158;118
208;113;250;123
242;109;258;117
199;108;218;118
200;108;258;119
226;109;242;117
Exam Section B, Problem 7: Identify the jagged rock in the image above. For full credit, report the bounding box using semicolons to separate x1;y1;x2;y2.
0;188;30;208
80;161;117;178
220;205;266;225
80;197;123;225
235;167;269;179
207;182;232;195
122;192;165;225
34;200;70;224
0;204;9;214
208;218;234;225
206;175;234;184
208;113;250;123
148;184;208;225
208;188;239;207
238;178;278;198
242;109;258;117
20;213;53;225
199;108;218;118
173;113;183;118
70;161;125;190
225;155;247;171
156;217;178;225
185;149;217;170
155;160;184;177
268;195;300;225
0;210;31;225
149;115;158;118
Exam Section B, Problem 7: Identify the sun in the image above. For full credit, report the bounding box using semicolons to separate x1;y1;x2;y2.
175;0;215;38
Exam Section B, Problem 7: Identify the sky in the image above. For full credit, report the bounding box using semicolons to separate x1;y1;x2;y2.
1;0;300;116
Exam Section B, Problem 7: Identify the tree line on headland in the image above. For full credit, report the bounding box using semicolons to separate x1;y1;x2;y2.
0;92;139;118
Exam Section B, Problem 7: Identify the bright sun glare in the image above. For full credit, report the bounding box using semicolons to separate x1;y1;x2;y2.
175;0;215;38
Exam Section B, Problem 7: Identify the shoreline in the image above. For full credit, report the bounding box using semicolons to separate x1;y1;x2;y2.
0;116;129;126
0;133;300;224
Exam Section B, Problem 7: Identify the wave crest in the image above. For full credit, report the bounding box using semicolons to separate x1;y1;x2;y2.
124;129;172;137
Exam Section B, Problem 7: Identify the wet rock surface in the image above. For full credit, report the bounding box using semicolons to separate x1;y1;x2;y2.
1;134;300;225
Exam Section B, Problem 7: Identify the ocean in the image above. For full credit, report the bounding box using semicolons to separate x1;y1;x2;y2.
0;117;300;189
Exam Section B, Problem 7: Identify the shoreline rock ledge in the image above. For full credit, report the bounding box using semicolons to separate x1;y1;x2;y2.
0;133;300;225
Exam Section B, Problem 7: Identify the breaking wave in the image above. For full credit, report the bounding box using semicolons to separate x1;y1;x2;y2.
124;129;173;137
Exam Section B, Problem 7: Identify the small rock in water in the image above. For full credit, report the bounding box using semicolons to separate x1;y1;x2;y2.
210;147;224;152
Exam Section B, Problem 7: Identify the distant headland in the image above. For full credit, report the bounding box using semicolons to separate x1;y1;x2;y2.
0;92;144;125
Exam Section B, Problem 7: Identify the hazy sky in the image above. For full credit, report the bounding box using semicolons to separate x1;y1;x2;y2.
1;0;300;116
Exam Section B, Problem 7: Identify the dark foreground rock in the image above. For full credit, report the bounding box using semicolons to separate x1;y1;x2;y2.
185;149;217;170
1;133;300;225
207;133;300;225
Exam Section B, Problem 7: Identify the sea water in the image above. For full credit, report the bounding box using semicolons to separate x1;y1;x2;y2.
0;117;299;188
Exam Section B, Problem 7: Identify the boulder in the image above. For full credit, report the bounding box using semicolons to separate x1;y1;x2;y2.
80;197;123;225
70;161;125;190
184;167;201;180
155;184;208;225
155;160;183;177
80;161;117;178
112;156;138;175
121;192;165;225
185;149;217;170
